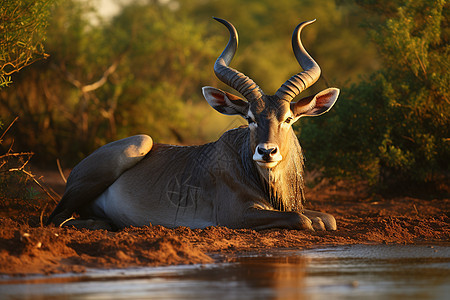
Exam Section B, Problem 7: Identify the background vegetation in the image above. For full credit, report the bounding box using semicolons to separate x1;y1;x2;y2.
0;0;448;195
300;0;449;194
0;0;51;89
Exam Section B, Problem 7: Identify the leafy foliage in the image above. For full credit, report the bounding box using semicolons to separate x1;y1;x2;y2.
106;3;220;143
1;0;227;162
0;1;54;204
300;0;449;193
0;0;52;88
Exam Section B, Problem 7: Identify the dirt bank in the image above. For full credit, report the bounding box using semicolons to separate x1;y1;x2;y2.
0;175;448;276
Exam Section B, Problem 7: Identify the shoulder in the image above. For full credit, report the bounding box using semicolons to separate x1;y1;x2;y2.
220;126;249;143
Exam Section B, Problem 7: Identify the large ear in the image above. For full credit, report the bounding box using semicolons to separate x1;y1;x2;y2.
291;88;340;118
202;86;249;116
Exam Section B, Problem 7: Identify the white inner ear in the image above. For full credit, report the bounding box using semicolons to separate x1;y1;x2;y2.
202;86;223;107
202;86;247;116
295;88;340;118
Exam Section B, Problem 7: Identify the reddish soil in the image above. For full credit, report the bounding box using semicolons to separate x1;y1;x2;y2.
0;169;448;276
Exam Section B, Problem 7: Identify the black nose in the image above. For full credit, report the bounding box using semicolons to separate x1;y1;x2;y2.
257;146;278;160
257;146;277;155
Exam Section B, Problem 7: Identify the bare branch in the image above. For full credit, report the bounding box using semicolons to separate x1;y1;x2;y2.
0;152;34;161
57;49;129;94
81;60;119;93
0;116;19;143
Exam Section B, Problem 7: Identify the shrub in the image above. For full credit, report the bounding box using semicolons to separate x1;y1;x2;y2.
300;0;449;194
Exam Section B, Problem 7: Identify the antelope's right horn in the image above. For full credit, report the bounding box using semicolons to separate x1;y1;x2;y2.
213;17;263;102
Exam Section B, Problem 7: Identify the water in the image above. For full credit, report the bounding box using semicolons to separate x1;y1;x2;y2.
0;245;449;299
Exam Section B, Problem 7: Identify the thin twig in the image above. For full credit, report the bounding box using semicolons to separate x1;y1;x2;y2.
0;151;34;160
56;158;67;183
413;204;419;215
59;216;75;227
40;202;48;228
0;116;19;143
6;138;14;154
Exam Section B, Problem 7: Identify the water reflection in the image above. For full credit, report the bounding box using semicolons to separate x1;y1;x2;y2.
187;255;309;299
0;245;449;300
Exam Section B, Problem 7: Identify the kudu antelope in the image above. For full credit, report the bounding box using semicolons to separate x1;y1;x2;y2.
48;18;339;231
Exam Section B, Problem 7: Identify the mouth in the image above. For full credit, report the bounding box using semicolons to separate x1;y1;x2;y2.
255;160;280;169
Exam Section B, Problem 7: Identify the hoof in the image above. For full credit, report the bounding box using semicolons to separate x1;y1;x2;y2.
303;209;337;231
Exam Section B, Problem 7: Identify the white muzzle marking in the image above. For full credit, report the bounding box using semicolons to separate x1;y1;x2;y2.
253;143;282;169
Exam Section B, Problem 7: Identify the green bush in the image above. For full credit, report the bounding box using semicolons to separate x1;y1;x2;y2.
0;0;51;89
300;0;449;194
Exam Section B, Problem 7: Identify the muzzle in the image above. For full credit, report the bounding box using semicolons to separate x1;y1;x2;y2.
253;143;282;168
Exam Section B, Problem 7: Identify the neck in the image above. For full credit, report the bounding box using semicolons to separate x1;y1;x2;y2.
243;129;305;212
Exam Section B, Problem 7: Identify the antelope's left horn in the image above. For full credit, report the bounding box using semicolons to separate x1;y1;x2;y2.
276;20;321;101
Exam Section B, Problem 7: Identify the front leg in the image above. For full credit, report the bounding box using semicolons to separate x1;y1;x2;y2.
241;208;336;231
240;208;311;230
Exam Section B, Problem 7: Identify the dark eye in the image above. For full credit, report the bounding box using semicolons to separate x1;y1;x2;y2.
246;117;256;124
285;117;293;124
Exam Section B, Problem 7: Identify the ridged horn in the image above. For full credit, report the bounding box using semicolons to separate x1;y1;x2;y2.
275;20;321;101
213;17;263;102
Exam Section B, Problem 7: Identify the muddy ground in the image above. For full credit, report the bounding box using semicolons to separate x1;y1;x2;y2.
0;169;448;276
